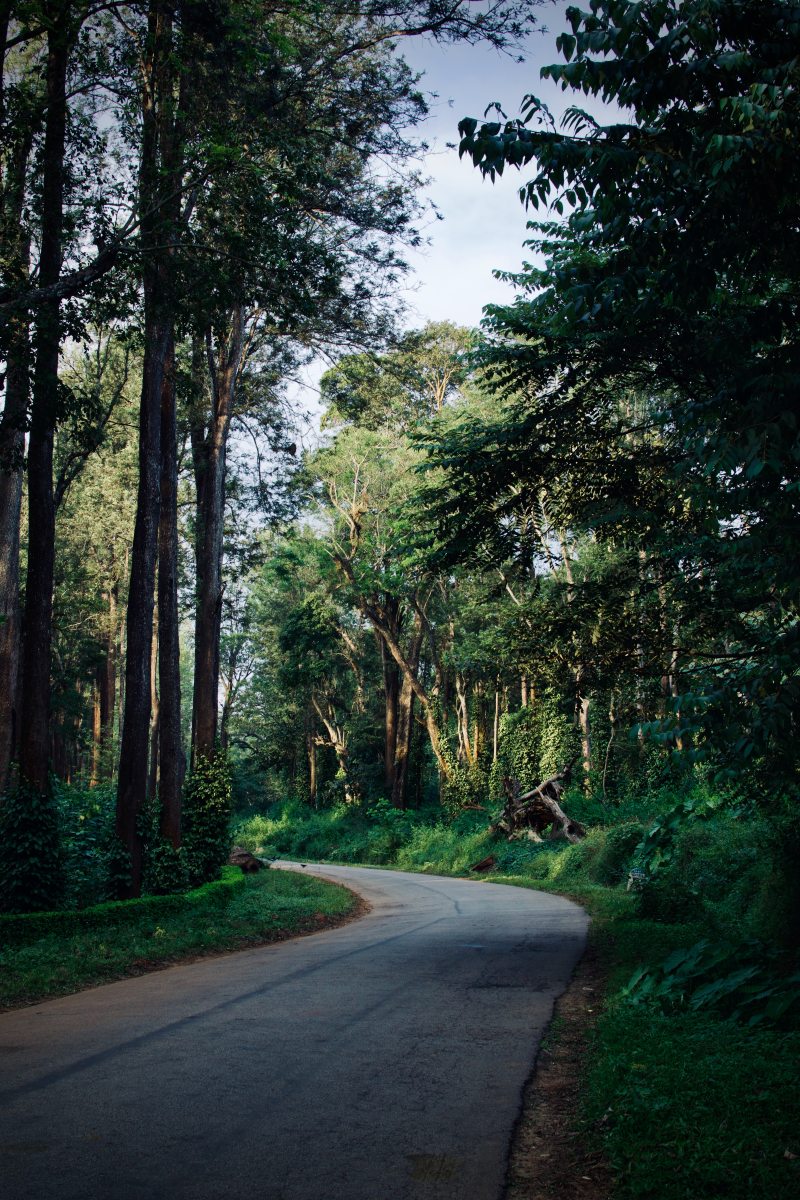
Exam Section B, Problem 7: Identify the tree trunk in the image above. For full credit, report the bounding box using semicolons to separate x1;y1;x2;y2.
0;15;36;796
115;0;177;896
382;640;400;794
0;317;28;793
146;604;160;805
157;331;184;847
90;675;102;787
389;618;423;809
390;676;415;809
190;310;243;764
98;586;117;777
577;689;593;783
18;17;71;794
306;714;317;806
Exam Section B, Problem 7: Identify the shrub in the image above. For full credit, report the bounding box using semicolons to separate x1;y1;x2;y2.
0;779;66;913
639;812;793;944
0;867;244;948
55;781;116;908
182;751;233;885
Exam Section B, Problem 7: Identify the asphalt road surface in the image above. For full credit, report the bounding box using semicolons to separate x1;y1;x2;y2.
0;864;587;1200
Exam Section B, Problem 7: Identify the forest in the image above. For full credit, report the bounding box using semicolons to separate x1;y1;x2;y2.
1;1;799;1194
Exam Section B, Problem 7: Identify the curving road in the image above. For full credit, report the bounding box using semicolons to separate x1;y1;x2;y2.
0;864;587;1200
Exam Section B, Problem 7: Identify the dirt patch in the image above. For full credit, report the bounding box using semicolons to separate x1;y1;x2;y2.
505;943;612;1200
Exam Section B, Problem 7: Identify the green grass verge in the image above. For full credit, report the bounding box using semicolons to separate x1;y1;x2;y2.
0;867;357;1009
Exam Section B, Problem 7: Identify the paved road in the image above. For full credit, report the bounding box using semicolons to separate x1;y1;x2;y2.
0;864;587;1200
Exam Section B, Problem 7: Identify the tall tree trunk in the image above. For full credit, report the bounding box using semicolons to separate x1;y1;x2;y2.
116;0;176;895
0;13;36;796
390;618;423;809
157;331;183;846
146;604;160;804
190;310;243;764
390;677;415;809
98;585;117;777
90;674;102;786
577;689;593;782
306;711;317;806
0;316;28;793
382;640;400;794
18;14;71;794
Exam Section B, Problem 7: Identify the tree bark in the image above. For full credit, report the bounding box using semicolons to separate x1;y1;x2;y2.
18;13;72;793
98;586;117;777
0;11;37;795
146;603;160;805
381;636;400;794
116;0;178;895
157;331;184;846
190;310;243;763
0;316;28;793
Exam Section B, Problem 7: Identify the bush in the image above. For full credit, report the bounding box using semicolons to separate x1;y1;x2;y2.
639;812;793;944
0;867;244;948
0;779;66;913
182;751;233;885
55;781;116;908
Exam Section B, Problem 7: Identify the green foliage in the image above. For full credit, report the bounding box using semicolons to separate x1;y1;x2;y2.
492;695;578;797
585;1006;800;1200
143;837;189;896
182;752;233;886
0;780;66;914
638;811;798;946
621;939;800;1028
0;868;244;949
0;868;355;1008
54;781;116;908
448;0;800;788
634;788;727;876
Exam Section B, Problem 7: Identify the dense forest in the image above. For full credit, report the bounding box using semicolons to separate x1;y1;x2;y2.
2;3;799;1195
1;0;798;939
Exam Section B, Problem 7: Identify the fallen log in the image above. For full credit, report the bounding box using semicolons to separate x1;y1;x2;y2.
228;846;270;873
491;769;585;844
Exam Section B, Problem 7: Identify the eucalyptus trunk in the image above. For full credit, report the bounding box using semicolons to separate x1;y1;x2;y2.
157;331;184;846
18;15;72;794
116;0;179;895
0;315;28;793
190;310;243;763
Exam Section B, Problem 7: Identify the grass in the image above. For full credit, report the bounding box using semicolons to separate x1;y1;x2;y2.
0;866;357;1009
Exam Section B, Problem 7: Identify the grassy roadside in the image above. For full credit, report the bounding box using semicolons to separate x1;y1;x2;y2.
237;802;800;1200
0;866;358;1010
563;889;799;1200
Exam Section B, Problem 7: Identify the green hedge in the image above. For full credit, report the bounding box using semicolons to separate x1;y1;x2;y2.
0;866;245;948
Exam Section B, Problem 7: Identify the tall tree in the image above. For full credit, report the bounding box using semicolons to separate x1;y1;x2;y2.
442;0;800;782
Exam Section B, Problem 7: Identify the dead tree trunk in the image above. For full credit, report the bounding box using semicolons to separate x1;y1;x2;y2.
493;769;585;844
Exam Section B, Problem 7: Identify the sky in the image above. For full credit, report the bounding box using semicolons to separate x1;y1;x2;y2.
400;12;563;328
400;9;573;329
294;0;610;436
